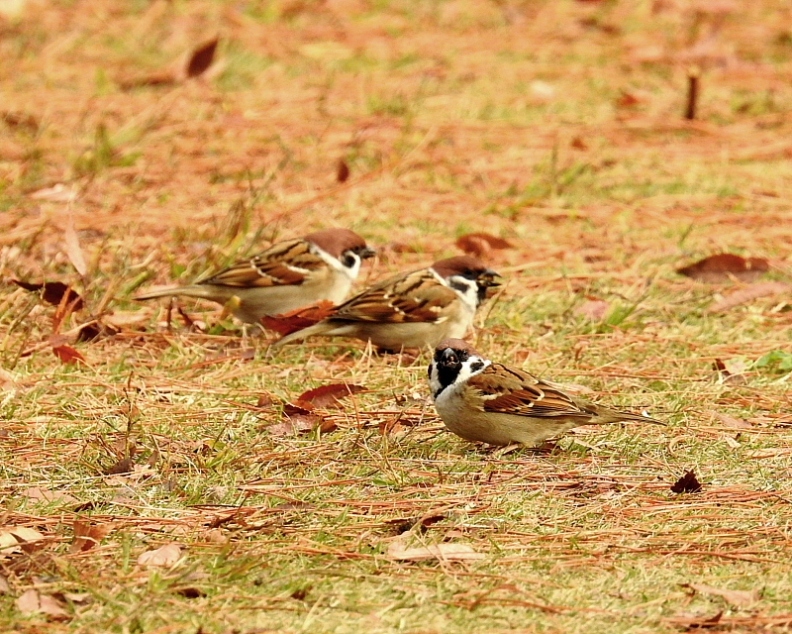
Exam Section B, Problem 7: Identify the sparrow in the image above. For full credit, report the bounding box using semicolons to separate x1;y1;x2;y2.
135;228;375;323
429;339;664;446
272;255;501;350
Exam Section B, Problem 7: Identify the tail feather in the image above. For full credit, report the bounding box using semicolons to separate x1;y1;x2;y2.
598;408;665;426
270;321;338;349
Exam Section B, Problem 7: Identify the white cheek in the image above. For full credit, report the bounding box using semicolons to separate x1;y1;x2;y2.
314;248;361;280
447;275;479;311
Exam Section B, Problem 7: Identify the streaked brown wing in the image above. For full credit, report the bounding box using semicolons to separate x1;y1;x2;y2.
475;364;594;419
330;269;456;324
200;239;324;288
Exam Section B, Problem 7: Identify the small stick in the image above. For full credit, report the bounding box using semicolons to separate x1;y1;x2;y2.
685;67;700;120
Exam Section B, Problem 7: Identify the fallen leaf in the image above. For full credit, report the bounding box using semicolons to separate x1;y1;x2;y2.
175;586;207;599
709;282;791;313
260;300;336;336
137;543;182;568
63;220;87;278
12;280;84;310
677;254;769;283
20;486;78;506
576;299;609;321
713;357;748;378
49;337;86;365
2;111;39;132
683;583;760;608
456;232;513;258
71;519;112;553
336;159;350;183
28;183;77;202
0;575;9;594
0;526;46;556
616;91;642;108
570;136;588;150
297;383;367;408
387;540;485;562
664;611;723;628
16;589;69;620
671;469;703;494
186;37;218;78
710;412;752;429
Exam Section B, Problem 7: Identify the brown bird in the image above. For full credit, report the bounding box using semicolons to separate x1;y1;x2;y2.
272;256;501;350
135;228;375;323
429;339;664;446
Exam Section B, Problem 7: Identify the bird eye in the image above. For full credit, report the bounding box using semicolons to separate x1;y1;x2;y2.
343;253;358;267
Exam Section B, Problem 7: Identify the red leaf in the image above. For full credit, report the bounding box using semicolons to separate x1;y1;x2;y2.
50;341;86;365
671;469;702;494
298;383;366;408
187;37;218;78
13;280;84;310
456;233;513;258
677;254;769;283
260;300;336;336
336;159;350;183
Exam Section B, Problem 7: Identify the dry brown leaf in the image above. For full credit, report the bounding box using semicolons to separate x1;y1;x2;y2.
710;412;752;429
671;469;702;493
0;575;10;594
576;299;609;321
16;589;69;620
12;280;84;311
186;37;219;78
49;336;86;365
336;159;350;183
665;611;723;628
63;220;87;278
297;383;366;408
683;583;760;608
137;543;182;568
456;232;513;258
20;486;78;505
0;526;46;556
386;539;485;562
677;253;769;283
261;300;336;335
71;519;112;553
709;282;791;313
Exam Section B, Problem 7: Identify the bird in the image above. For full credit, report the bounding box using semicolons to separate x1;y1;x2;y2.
429;339;664;446
134;228;375;324
271;255;501;351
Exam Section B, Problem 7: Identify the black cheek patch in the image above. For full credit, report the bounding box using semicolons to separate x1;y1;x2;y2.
469;360;485;373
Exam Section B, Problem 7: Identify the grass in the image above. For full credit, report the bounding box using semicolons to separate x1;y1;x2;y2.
3;0;792;632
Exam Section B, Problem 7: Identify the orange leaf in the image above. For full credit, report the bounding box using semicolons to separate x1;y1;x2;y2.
456;232;513;258
677;254;768;283
50;338;86;365
71;519;112;553
336;159;350;183
298;383;366;408
260;300;336;336
187;37;218;78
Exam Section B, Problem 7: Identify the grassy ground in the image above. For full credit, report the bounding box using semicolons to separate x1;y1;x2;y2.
2;1;792;632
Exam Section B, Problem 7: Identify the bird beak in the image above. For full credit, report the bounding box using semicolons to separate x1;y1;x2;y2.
360;247;376;260
440;348;459;364
478;269;502;288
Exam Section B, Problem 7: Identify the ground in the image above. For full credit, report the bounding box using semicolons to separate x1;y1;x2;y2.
2;1;792;632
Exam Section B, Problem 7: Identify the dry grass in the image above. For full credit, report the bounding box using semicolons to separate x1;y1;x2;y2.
2;0;792;632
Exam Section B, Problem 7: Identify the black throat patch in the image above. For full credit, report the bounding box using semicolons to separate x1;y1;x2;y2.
432;347;469;397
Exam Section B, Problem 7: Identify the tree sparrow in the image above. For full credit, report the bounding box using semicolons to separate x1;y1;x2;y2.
272;256;501;350
429;339;663;446
135;229;375;323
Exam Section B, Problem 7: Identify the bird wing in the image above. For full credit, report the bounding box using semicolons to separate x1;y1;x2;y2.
199;239;326;288
472;364;595;420
329;269;457;324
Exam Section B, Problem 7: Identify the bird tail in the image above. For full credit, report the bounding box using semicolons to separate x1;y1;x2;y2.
270;321;337;349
